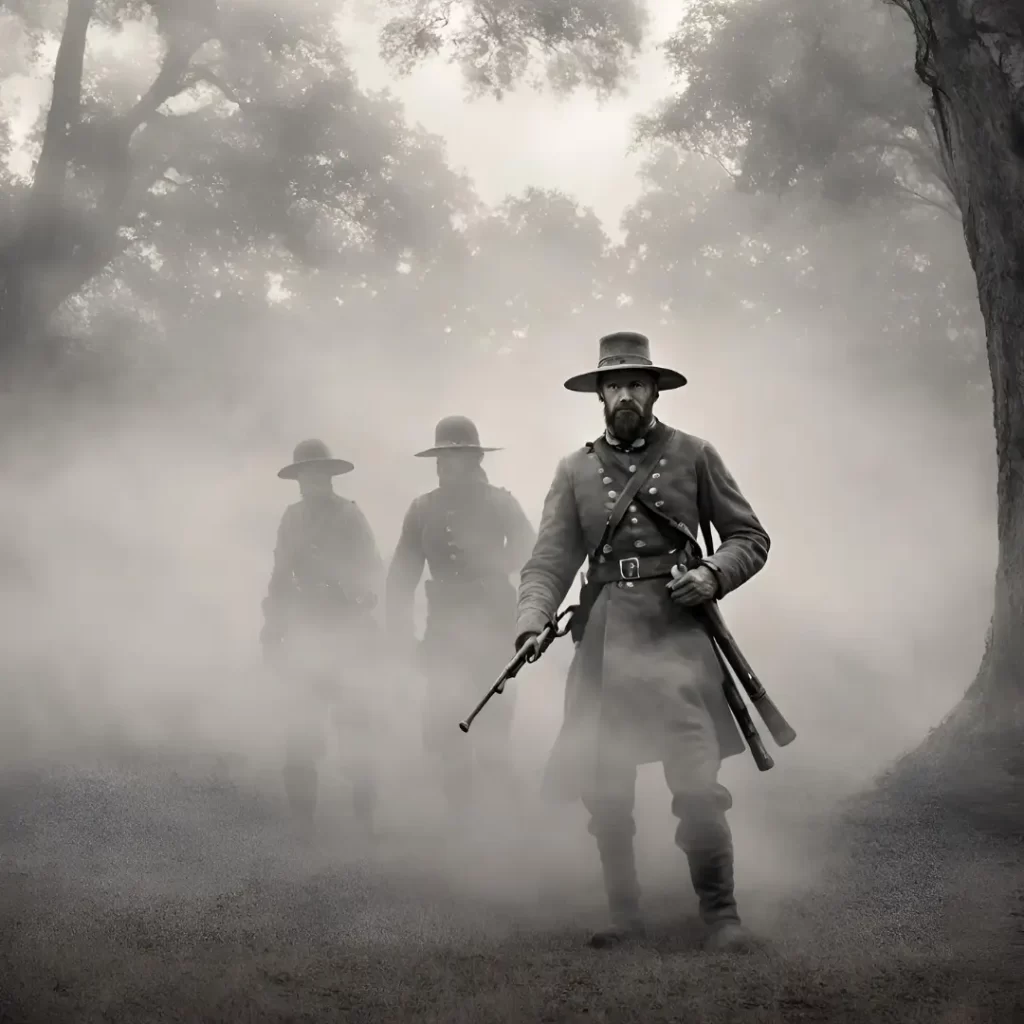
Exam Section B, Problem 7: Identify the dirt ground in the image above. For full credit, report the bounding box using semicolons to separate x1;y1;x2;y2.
0;752;1021;1024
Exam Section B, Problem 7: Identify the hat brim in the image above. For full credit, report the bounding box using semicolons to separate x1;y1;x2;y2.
278;457;355;479
564;364;687;393
413;444;502;458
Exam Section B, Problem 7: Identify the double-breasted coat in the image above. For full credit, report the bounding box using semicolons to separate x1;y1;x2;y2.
516;420;770;800
386;468;536;753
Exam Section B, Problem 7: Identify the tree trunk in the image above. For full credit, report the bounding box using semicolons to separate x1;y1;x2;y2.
891;2;1024;763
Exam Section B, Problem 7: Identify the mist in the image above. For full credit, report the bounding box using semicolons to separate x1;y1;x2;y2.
0;0;999;1008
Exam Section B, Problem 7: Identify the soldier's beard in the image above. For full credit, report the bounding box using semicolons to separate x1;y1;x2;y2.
605;400;649;443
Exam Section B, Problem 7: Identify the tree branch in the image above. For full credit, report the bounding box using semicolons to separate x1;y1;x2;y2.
32;0;96;205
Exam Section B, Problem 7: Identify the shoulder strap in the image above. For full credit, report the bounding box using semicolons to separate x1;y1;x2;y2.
588;429;674;564
696;448;716;558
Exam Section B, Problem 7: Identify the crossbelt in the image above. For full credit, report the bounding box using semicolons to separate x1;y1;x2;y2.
587;551;681;585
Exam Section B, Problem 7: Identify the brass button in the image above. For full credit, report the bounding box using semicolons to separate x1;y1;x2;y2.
630;517;638;525
652;473;661;480
648;487;658;495
634;540;646;549
603;544;613;554
655;500;665;508
608;490;617;498
625;581;634;588
602;476;612;485
659;459;667;466
628;465;637;473
629;504;637;513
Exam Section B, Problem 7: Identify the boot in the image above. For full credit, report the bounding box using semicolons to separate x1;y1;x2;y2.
283;762;318;843
589;835;646;949
686;847;755;953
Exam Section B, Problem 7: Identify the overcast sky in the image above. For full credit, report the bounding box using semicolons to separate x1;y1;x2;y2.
1;4;681;238
343;7;680;237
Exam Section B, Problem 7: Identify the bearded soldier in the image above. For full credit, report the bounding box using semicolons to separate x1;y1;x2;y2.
515;332;770;951
262;439;384;841
386;416;536;819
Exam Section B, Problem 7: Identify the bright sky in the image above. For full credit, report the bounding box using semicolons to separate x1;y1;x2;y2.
0;3;682;240
344;6;681;237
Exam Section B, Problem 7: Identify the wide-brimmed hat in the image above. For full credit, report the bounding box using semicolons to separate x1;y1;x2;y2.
414;415;502;458
277;438;354;479
564;331;687;392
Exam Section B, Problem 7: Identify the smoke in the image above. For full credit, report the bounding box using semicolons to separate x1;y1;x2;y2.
0;0;996;946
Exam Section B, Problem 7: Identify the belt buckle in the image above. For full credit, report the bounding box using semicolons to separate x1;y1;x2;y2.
619;556;640;580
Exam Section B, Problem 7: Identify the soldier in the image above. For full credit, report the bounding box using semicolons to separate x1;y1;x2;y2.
386;416;536;820
515;332;770;951
261;438;384;842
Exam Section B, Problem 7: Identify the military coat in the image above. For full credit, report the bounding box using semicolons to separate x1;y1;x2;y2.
386;469;536;751
516;420;770;800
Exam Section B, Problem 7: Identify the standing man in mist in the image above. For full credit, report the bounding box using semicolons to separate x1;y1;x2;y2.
386;416;536;823
262;438;384;842
515;332;770;951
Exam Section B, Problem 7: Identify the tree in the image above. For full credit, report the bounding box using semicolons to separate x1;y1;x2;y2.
0;0;647;371
881;1;1024;749
638;0;953;214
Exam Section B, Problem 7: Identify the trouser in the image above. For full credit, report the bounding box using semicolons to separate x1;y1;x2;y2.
423;671;516;817
581;743;737;928
281;683;377;833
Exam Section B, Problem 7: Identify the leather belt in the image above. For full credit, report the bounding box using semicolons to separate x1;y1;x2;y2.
587;551;681;585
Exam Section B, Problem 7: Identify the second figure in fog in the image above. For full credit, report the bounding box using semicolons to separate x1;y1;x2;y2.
386;416;536;822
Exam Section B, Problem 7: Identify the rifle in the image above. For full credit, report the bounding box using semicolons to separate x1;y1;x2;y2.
459;605;577;734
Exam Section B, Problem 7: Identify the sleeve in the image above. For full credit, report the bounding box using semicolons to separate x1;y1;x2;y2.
500;490;538;576
698;441;770;598
348;502;385;606
516;457;587;637
261;509;295;644
385;498;426;643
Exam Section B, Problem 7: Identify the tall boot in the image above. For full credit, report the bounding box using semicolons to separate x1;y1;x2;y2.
686;846;755;952
589;834;646;948
282;761;318;842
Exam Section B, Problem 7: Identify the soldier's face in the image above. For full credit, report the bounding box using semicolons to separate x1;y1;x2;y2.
599;370;658;441
297;469;333;499
436;450;482;485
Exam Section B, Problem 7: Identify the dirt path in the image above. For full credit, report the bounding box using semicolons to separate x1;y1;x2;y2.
0;760;1021;1023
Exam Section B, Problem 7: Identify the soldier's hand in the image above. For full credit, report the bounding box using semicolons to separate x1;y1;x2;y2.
667;564;719;607
515;627;553;662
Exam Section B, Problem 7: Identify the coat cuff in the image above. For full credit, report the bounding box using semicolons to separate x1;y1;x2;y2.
516;608;553;638
699;558;726;597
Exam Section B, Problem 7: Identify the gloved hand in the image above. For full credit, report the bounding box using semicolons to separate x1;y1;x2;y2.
667;563;719;607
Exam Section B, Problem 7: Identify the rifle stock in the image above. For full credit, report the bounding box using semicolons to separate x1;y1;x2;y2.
699;601;797;748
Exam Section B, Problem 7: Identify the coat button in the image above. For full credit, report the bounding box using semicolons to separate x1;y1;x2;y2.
625;581;634;588
651;473;661;479
449;554;457;560
634;540;646;549
655;500;665;508
616;581;624;589
659;459;667;466
630;518;638;525
608;490;617;498
628;465;637;473
629;505;637;513
602;476;612;485
603;544;613;554
648;487;658;495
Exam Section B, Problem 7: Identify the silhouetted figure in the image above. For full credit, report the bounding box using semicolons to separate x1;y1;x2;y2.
386;416;535;821
261;439;383;842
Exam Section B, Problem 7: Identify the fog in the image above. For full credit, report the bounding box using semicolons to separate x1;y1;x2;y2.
0;0;996;945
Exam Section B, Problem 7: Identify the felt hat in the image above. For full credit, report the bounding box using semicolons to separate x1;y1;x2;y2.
277;438;354;479
413;416;502;458
563;331;687;392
